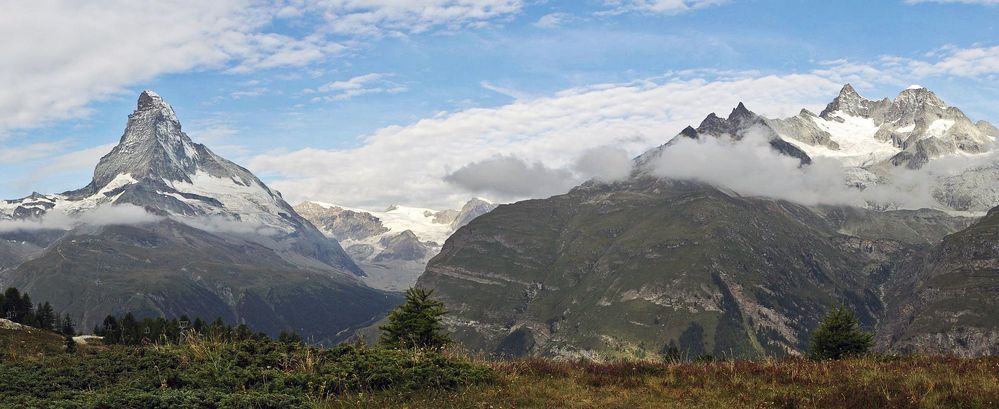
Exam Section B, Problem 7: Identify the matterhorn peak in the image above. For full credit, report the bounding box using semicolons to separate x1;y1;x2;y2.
137;90;166;109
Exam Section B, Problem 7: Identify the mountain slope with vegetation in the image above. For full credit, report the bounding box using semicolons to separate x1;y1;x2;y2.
418;177;943;358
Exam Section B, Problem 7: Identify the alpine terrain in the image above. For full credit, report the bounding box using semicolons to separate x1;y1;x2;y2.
417;85;997;359
295;199;495;291
0;91;400;342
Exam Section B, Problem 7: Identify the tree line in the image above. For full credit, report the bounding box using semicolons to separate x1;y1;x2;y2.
93;313;302;346
0;287;75;336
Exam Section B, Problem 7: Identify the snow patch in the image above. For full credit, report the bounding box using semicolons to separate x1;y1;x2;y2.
797;111;901;167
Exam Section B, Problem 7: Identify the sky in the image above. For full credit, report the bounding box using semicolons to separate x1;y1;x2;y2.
2;0;999;210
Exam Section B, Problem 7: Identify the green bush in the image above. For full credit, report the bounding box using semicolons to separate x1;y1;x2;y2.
809;305;873;360
379;288;451;350
0;338;493;407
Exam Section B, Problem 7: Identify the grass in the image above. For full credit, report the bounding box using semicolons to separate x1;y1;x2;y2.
327;356;999;408
2;329;998;408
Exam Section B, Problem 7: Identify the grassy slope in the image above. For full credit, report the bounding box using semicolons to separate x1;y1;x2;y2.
334;357;999;409
3;328;996;409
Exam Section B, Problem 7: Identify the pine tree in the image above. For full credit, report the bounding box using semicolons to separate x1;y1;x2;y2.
379;288;451;350
35;302;55;330
121;313;139;344
61;313;76;336
2;287;20;322
809;305;873;360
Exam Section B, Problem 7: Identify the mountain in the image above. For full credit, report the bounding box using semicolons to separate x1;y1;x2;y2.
416;85;988;359
880;205;999;356
654;84;999;213
636;102;811;167
774;84;996;169
0;91;399;341
418;177;974;359
295;199;495;291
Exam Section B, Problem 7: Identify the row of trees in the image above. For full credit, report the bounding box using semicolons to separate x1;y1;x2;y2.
93;314;295;346
0;287;75;336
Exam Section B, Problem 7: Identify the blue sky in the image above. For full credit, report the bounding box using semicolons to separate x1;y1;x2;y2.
3;0;999;209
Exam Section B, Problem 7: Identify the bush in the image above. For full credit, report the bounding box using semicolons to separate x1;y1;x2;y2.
809;305;873;360
379;288;451;350
0;338;494;407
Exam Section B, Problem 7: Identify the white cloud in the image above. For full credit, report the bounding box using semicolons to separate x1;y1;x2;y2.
0;204;161;233
601;0;727;15
248;72;843;209
0;0;522;135
576;146;634;183
646;126;863;206
0;1;336;134
0;141;69;163
34;143;116;179
303;0;524;36
308;73;407;101
534;12;569;28
444;155;575;199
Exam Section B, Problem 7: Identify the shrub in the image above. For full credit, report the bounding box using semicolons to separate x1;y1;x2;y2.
809;305;873;360
379;288;451;350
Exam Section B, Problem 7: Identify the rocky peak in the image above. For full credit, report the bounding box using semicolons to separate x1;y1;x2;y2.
451;198;497;230
85;91;207;192
679;125;699;139
976;120;999;137
137;90;173;112
820;84;890;120
728;102;754;121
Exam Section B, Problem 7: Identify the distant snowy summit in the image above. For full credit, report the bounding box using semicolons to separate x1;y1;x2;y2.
295;198;496;290
647;84;999;213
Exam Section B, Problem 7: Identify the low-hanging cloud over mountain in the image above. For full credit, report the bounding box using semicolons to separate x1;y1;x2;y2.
0;204;162;233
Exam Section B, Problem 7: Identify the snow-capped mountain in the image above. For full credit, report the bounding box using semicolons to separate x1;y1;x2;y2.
652;84;999;213
0;92;396;339
772;84;995;169
1;91;360;275
295;199;496;290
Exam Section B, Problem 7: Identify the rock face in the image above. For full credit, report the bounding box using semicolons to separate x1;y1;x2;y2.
0;91;397;340
450;198;497;230
295;199;495;291
638;102;812;167
295;202;389;241
880;206;999;356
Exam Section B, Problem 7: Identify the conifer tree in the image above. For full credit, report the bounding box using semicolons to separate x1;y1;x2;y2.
35;302;56;330
379;288;451;350
809;305;873;360
61;313;76;336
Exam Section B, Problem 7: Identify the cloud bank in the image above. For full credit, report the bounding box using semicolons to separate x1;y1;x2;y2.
0;205;162;233
250;73;843;208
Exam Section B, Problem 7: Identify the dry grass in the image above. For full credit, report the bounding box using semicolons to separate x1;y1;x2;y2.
323;355;999;408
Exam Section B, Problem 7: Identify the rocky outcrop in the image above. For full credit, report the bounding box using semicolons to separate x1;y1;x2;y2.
450;198;497;230
296;199;496;291
295;202;389;241
880;206;999;356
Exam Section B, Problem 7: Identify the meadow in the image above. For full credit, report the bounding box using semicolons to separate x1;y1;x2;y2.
2;330;997;409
